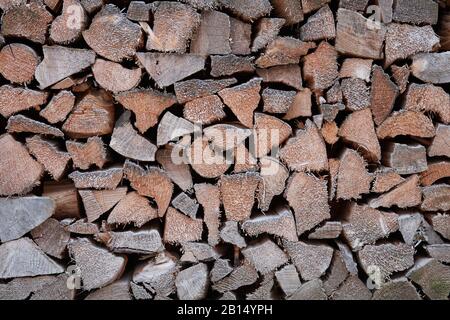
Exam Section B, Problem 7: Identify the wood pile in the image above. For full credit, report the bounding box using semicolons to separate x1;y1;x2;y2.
0;0;450;301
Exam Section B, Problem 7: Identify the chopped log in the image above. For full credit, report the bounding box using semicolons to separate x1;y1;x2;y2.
187;136;231;178
0;43;40;84
254;113;292;158
421;161;450;186
69;167;123;190
210;55;254;77
257;65;302;90
66;219;99;235
335;9;386;60
107;192;157;228
127;1;150;21
176;263;209;300
219;172;260;222
182;242;219;262
251;18;285;52
328;158;339;200
370;65;399;125
0;0;26;10
66;137;108;170
339;58;372;82
385;24;439;68
398;213;424;245
257;156;289;211
184;95;226;125
358;243;415;279
51;74;89;90
35;46;96;89
68;238;126;290
85;278;132;300
205;123;249;151
271;0;303;25
411;52;450;84
280;120;328;172
336;149;372;200
284;172;330;236
372;278;421;300
431;214;450;241
407;258;450;300
439;9;450;50
63;89;115;138
1;0;53;44
163;207;203;244
157;112;195;146
115;89;177;133
242;239;288;274
31;218;70;259
26;135;70;180
191;10;231;55
220;0;272;22
391;64;410;94
429;124;450;157
341;78;370;111
339;109;381;162
255;37;316;68
374;0;393;23
425;244;450;264
40;91;76;124
331;275;372;300
7;115;64;137
321;121;339;145
300;5;335;42
131;282;152;300
210;259;233;283
0;85;48;118
377;111;436;139
369;175;422;209
43;181;81;219
301;0;330;13
308;222;342;240
0;196;54;242
229;17;251;55
372;168;405;193
288;279;327;300
335;240;358;275
246;273;275;300
82;4;143;62
0;238;64;279
421;184;450;212
0;134;44;196
322;250;349;296
262;89;295;114
212;260;258;292
284;240;333;281
392;0;438;25
341;203;398;251
220;221;246;248
175;78;237;104
234;143;258;173
275;264;301;297
124;161;173;217
156;145;193;192
303;42;338;91
284;88;312;119
99;229;163;255
92;59;141;93
382;142;428;175
194;183;221;246
339;0;368;11
171;192;199;219
79;188;127;222
50;0;87;44
80;0;102;14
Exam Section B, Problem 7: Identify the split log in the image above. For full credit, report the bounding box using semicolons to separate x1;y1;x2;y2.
392;0;438;25
43;181;81;219
66;219;99;235
184;95;226;125
0;238;64;279
156;145;193;192
85;278;132;300
429;124;450;157
372;278;421;300
99;229;163;255
385;24;439;68
7;115;64;137
331;275;372;300
137;52;206;88
182;242;219;262
341;78;370;111
425;244;450;264
339;0;368;11
377;111;436;139
212;260;258;293
246;273;275;300
301;0;330;13
336;149;372;200
271;0;303;25
194;184;221;246
218;78;261;128
210;55;255;77
372;168;405;193
299;5;336;42
63;89;115;138
0;134;44;196
407;258;450;300
275;264;302;297
50;0;87;44
303;42;338;91
284;89;312;119
40;91;75;124
398;213;424;245
255;37;316;68
370;65;399;125
325;83;344;107
79;188;127;222
1;0;53;44
439;9;450;50
92;59;142;93
35;46;96;89
328;158;339;200
321;121;339;145
335;240;359;275
220;221;246;248
280;120;328;172
382;142;428;175
176;263;209;300
191;10;231;55
82;4;143;62
69;167;123;190
31;218;70;259
288;279;327;300
124;161;173;217
26;136;70;180
335;9;386;60
308;222;342;240
421;185;450;212
0;196;54;242
421;161;450;186
256;65;302;90
374;0;393;23
107;192;157;228
431;214;450;240
219;172;260;222
210;259;233;283
242;239;288;274
130;282;152;300
234;144;258;173
391;64;410;94
80;0;102;14
0;85;48;118
369;175;422;209
339;109;381;162
157;112;195;146
174;78;237;104
339;58;372;82
251;18;285;52
205;123;251;151
66;137;109;170
115;89;177;133
127;1;150;21
68;238;126;290
262;89;295;114
229;17;251;55
411;52;450;84
219;0;272;22
163;207;203;244
254;113;292;158
0;44;40;84
322;250;350;296
284;172;330;236
171;192;199;219
257;156;289;211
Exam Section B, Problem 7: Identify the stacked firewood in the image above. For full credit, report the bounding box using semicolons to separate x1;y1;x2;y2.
0;0;449;300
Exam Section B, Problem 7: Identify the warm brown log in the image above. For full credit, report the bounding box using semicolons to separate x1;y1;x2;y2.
164;207;203;244
26;135;70;180
234;143;259;174
421;184;450;212
303;42;338;92
31;218;70;259
382;142;428;175
219;172;261;222
439;9;450;50
339;58;372;82
80;0;102;14
390;64;410;94
229;17;251;55
69;167;123;190
1;0;53;44
0;44;40;84
156;145;193;192
92;59;141;93
257;156;289;211
175;263;209;300
331;275;372;300
79;188;127;222
66;137;108;170
171;192;199;219
43;181;81;219
194;183;221;246
50;0;87;44
191;10;230;55
220;221;246;248
210;55;255;77
370;175;422;209
431;214;450;240
254;113;292;158
271;0;303;25
429;124;450;157
261;89;295;114
127;1;150;21
220;0;272;22
328;158;339;200
421;161;450;186
301;0;330;13
184;95;226;125
392;0;438;25
51;74;89;90
242;239;288;274
321;121;339;145
257;65;302;90
107;192;157;228
251;18;285;52
300;5;335;42
372;278;421;300
175;78;237;104
407;258;450;300
372;168;405;193
411;52;450;84
0;85;48;118
157;112;195;146
83;4;143;62
308;222;342;240
370;65;399;125
7;115;63;137
377;111;436;140
336;149;372;200
40;91;75;124
283;88;312;119
124;161;173;217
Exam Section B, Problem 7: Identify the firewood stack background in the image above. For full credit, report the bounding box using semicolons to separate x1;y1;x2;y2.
0;0;449;300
